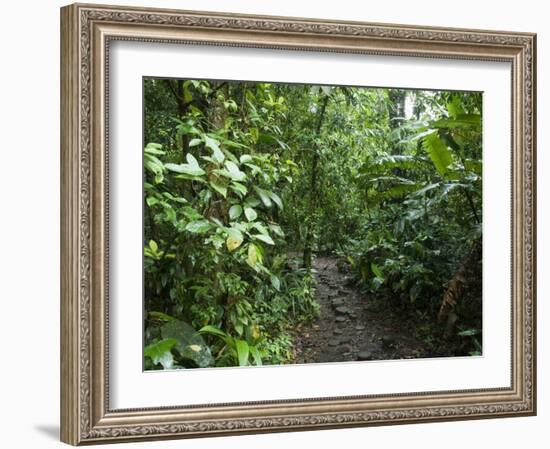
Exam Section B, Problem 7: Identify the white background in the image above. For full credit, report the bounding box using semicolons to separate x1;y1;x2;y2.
0;0;546;448
110;42;511;408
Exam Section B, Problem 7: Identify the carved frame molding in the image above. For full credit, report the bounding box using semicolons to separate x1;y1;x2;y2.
60;3;536;445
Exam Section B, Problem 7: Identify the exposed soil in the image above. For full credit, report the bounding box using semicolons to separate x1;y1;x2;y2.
291;256;428;364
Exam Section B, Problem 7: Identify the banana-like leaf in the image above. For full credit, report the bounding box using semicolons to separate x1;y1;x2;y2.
249;347;263;366
432;114;481;129
235;339;250;366
423;132;453;177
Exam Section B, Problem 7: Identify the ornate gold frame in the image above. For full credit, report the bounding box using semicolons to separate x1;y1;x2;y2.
60;3;536;445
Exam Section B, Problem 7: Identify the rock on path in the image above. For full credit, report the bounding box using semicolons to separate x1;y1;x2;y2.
291;256;426;364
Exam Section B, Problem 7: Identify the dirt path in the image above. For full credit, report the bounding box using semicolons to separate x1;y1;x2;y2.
292;256;427;364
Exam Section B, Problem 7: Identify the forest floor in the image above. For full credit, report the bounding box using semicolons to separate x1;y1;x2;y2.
291;256;428;364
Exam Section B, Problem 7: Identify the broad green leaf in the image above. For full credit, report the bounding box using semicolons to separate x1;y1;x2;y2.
145;142;162;149
176;121;200;136
146;196;160;207
244;207;257;222
162;192;187;203
161;320;214;368
163;206;176;223
458;329;480;337
254;233;274;245
268;191;283;209
185;220;213;234
210;217;224;227
181;206;202;221
154;172;163;184
446;97;466;118
244;197;261;208
210;180;228;198
224;161;246;181
235;339;250;366
186;153;200;167
188;138;202;147
252;222;269;235
145;155;165;175
165;153;205;176
144;143;165;155
144;338;176;369
244;163;262;175
226;234;243;251
240;154;253;163
249;346;263;366
268;224;284;237
270;275;281;291
371;262;383;279
199;325;229;339
213;169;233;180
183;85;193;103
247;244;259;268
230;182;248;197
165;162;205;177
234;323;244;336
423;132;453;177
226;227;244;241
144;242;163;260
253;186;272;207
204;136;224;162
229;205;243;220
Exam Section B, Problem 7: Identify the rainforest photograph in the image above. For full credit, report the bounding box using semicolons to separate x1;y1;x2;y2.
142;77;483;370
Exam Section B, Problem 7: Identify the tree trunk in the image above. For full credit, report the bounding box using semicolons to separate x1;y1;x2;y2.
303;95;330;269
388;89;406;128
164;79;189;159
438;236;482;337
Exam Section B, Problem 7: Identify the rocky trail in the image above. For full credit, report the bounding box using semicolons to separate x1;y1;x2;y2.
292;256;427;364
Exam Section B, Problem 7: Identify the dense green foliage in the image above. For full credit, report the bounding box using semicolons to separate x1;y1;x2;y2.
143;78;482;369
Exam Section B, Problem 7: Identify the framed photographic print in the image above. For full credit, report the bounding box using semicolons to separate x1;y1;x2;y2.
60;3;537;445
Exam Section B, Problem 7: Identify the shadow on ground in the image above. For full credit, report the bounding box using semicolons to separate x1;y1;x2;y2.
34;425;59;441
